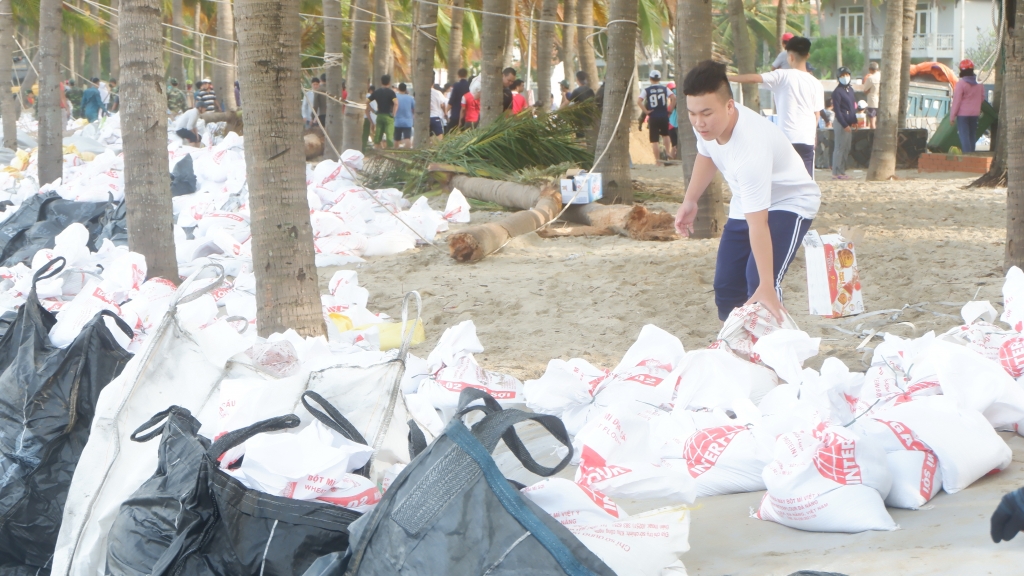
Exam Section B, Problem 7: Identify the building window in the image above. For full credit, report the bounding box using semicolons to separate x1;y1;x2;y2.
915;2;930;35
839;6;864;37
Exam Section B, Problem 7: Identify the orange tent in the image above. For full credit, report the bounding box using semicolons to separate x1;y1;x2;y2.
909;62;959;90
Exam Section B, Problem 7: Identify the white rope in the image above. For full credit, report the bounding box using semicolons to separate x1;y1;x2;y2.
323;52;345;67
411;0;616;29
300;12;413;27
12;37;38;78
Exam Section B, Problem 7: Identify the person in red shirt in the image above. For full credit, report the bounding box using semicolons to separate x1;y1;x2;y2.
510;79;528;114
460;86;480;129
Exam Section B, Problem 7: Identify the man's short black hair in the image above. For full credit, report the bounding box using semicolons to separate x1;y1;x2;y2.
682;60;733;100
786;36;811;58
398;82;407;92
109;78;116;84
457;68;468;78
576;70;588;84
381;74;391;85
502;67;516;77
311;77;321;84
91;77;99;84
511;79;524;89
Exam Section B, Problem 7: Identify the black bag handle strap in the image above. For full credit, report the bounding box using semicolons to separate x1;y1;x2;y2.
301;391;369;446
206;414;300;461
130;406;195;443
454;387;503;419
407;419;428;459
32;257;66;288
96;309;135;339
471;408;573;478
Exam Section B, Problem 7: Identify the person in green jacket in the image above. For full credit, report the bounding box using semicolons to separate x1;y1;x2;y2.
166;78;187;114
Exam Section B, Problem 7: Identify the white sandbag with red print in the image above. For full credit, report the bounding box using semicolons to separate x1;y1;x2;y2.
573;403;697;504
521;478;691;576
417;320;524;420
525;325;685;435
852;418;942;509
711;303;800;362
672;348;779;410
755;424;897;533
679;421;772;497
873;395;1012;493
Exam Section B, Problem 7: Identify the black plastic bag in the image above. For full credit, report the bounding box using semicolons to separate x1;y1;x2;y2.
342;389;615;576
170;155;197;197
0;192;128;267
0;257;134;569
106;391;366;576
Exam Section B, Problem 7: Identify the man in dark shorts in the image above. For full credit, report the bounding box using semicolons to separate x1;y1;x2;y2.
639;70;675;166
368;75;397;149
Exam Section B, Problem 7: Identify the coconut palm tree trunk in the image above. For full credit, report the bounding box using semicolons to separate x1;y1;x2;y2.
866;0;905;180
776;0;787;53
727;0;759;111
38;0;62;186
214;0;237;111
372;0;392;84
863;0;872;73
1;3;17;150
120;0;179;282
108;0;120;80
537;0;557;111
448;0;465;81
1006;0;1024;268
562;0;576;80
578;0;598;84
235;0;326;337
676;0;724;238
593;0;637;205
503;2;517;68
343;0;373;152
972;18;1007;187
897;0;915;127
170;0;185;82
324;0;343;158
414;0;438;147
480;0;511;126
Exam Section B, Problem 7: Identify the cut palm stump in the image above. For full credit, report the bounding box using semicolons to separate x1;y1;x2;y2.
445;175;678;263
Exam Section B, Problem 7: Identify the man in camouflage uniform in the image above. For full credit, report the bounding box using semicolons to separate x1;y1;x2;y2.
166;78;186;115
65;80;83;118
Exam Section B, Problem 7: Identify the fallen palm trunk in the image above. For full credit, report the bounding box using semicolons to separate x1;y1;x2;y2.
448;185;562;262
536;225;615;238
563;203;678;241
448;175;542;210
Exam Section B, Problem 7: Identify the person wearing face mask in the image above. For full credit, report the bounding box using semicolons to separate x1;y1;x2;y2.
729;36;824;178
675;60;820;323
831;67;857;180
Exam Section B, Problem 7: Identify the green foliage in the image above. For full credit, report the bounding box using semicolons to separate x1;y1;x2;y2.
966;28;999;68
809;36;865;79
361;102;597;193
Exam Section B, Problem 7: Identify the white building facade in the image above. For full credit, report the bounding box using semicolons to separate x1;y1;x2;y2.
818;0;999;66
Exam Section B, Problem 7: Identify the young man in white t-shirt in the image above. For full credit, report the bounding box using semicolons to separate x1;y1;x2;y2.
173;101;204;146
729;36;823;177
676;60;821;322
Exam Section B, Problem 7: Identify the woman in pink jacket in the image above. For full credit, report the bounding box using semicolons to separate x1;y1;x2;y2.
951;59;986;153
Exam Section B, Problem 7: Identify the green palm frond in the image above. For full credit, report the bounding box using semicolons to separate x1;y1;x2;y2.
361;102;597;193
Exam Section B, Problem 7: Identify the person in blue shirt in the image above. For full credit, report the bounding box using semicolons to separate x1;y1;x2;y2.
667;81;678;161
394;82;415;148
81;78;105;122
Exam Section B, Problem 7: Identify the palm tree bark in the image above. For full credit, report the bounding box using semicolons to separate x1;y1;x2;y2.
38;0;62;186
537;0;557;111
972;19;1008;188
480;0;511;127
372;0;392;84
448;0;465;81
120;0;179;282
169;0;185;82
343;0;373;152
676;0;724;238
214;0;237;111
108;0;120;80
897;0;915;127
863;0;873;73
866;0;905;180
593;0;637;205
562;0;577;80
1;4;17;150
414;0;438;147
324;0;343;158
235;0;326;337
1006;0;1024;269
578;0;598;85
776;0;787;53
89;1;101;77
727;0;759;111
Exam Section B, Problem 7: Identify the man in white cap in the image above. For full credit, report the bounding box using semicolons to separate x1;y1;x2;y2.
639;69;675;165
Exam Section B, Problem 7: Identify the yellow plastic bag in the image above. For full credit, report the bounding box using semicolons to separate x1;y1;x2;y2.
10;150;29;172
328;314;425;351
